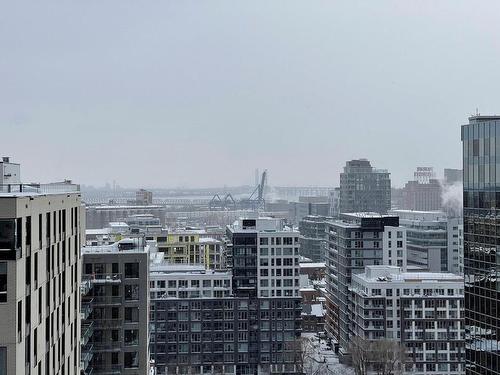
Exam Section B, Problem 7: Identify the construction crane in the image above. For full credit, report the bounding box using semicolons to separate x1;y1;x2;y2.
209;170;267;211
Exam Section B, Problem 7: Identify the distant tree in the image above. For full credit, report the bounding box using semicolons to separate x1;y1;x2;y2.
370;339;406;375
349;336;371;375
296;337;330;375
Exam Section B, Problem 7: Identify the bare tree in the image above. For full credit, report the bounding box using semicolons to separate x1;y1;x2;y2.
370;339;407;375
349;336;371;375
295;337;330;375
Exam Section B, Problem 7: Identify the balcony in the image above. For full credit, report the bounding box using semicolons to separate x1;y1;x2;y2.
81;344;94;372
92;273;122;284
93;319;123;329
81;301;94;320
81;322;94;346
81;279;93;296
90;296;123;306
92;341;122;352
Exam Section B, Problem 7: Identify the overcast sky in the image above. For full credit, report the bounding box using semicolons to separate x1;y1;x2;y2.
1;1;499;188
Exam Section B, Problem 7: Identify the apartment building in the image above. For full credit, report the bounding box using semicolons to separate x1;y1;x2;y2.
390;210;464;275
149;217;302;374
224;217;302;374
81;238;149;375
324;213;407;356
350;265;465;374
0;176;83;375
149;263;234;374
298;215;330;262
339;159;391;214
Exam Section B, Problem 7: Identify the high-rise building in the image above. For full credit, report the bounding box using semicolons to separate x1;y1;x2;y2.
81;238;150;375
339;159;391;214
324;213;406;358
462;116;500;374
149;263;235;374
0;170;83;375
350;265;465;374
298;215;330;262
225;217;302;374
390;210;464;275
149;217;302;374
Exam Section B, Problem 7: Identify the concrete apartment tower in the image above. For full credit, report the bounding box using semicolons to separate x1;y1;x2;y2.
0;159;84;375
339;159;391;214
324;213;407;359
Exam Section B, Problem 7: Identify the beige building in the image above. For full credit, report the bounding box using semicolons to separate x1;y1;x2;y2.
0;181;84;375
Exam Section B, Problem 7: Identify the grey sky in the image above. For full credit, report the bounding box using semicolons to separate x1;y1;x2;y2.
1;1;499;188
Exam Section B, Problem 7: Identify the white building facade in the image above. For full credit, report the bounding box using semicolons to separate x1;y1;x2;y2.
350;266;465;375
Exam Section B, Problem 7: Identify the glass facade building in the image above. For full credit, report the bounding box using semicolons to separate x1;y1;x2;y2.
462;116;500;374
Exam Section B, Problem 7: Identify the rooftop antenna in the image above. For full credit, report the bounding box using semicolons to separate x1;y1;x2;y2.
476;107;480;116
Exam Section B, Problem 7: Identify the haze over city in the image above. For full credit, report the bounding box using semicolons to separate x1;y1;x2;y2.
2;1;498;187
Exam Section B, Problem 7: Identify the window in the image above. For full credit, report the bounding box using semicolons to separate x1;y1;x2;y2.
125;285;139;301
124;352;139;368
0;220;15;251
0;263;6;303
124;307;139;322
397;241;403;248
124;263;139;279
124;329;139;346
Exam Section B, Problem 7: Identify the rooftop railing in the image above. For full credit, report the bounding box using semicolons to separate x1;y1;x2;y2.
0;182;80;194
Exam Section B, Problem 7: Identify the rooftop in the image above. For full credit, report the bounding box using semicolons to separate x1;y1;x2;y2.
356;265;464;284
82;238;149;254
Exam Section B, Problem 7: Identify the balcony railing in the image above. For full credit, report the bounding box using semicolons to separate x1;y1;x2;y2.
90;296;123;305
93;319;123;328
81;322;94;346
91;273;122;284
92;341;122;352
81;301;94;320
81;344;94;371
81;279;93;295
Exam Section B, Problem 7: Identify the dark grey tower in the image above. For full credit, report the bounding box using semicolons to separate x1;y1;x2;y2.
339;159;391;214
462;116;500;375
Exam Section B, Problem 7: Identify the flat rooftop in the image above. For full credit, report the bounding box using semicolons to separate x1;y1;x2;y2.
82;238;149;254
357;265;464;284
